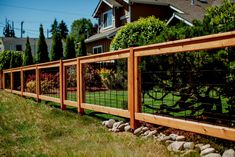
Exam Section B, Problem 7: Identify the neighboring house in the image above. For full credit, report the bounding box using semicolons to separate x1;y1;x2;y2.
85;0;221;54
0;37;53;56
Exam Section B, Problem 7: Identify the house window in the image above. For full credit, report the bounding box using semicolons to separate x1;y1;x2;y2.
16;45;22;51
103;10;113;28
93;45;103;54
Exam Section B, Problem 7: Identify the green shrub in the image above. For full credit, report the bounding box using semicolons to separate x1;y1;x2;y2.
110;16;167;50
203;0;235;34
0;50;23;70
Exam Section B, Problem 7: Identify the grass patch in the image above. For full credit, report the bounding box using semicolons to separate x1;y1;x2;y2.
0;90;168;157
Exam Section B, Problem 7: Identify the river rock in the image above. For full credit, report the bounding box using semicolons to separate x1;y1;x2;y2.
195;143;204;149
200;144;211;151
142;127;149;132
165;140;174;145
204;153;222;157
113;121;123;129
169;134;178;140
168;141;185;152
102;120;108;126
148;130;157;136
105;119;115;128
176;135;185;141
117;123;126;131
183;142;195;149
124;125;131;132
143;130;150;136
222;149;235;157
134;127;143;135
160;136;171;142
201;148;215;156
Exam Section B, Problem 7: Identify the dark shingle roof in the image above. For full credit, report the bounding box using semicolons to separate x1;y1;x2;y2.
85;27;121;43
131;0;221;22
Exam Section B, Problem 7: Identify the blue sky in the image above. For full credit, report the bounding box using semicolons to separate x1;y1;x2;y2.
0;0;99;38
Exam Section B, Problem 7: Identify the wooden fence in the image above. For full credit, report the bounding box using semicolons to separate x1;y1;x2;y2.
1;31;235;141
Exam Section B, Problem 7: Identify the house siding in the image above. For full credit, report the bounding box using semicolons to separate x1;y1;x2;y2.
86;38;111;55
98;4;115;33
131;3;172;22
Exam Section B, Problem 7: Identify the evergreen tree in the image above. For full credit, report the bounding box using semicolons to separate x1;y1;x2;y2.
23;37;33;65
64;36;76;59
59;20;68;40
37;24;49;63
50;32;63;61
51;19;58;36
3;20;15;37
78;36;86;56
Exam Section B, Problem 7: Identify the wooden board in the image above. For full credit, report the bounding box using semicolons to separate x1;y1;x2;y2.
128;48;136;128
23;92;37;98
80;53;129;64
134;31;235;57
39;95;60;103
12;90;21;95
4;89;11;92
63;61;77;66
81;103;130;118
135;113;235;141
38;63;60;69
64;100;77;107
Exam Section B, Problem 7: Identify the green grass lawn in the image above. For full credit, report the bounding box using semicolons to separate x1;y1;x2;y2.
0;90;168;157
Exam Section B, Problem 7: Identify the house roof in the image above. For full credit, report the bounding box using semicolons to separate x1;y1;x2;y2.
85;27;121;43
93;0;122;18
130;0;221;23
87;0;225;44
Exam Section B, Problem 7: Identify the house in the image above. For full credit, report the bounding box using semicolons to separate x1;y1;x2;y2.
85;0;220;54
0;37;53;56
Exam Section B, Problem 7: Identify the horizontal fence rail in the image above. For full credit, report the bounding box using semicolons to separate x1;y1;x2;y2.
1;31;235;141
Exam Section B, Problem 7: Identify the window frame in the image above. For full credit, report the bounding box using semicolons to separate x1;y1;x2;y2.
93;45;103;54
103;9;113;29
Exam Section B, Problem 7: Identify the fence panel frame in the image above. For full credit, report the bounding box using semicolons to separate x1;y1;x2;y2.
1;31;235;141
62;59;78;108
133;31;235;141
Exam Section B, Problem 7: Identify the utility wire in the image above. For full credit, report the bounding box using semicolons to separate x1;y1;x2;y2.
0;3;91;17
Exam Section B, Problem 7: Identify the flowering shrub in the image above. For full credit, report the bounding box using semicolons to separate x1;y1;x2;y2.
67;66;77;88
84;64;102;90
24;72;59;94
97;67;127;90
26;80;36;93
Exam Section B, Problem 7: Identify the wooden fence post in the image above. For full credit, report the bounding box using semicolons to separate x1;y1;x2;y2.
0;71;2;89
60;60;66;110
77;58;84;114
63;65;67;101
128;48;137;129
20;68;24;96
3;72;5;89
36;65;40;102
10;70;13;92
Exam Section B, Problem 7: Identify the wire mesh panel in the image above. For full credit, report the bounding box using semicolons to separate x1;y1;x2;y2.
140;48;235;128
65;65;77;101
40;67;60;98
13;71;21;91
4;73;11;89
24;70;36;93
84;59;128;110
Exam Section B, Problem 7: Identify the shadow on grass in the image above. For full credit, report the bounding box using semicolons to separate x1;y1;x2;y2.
35;99;128;122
